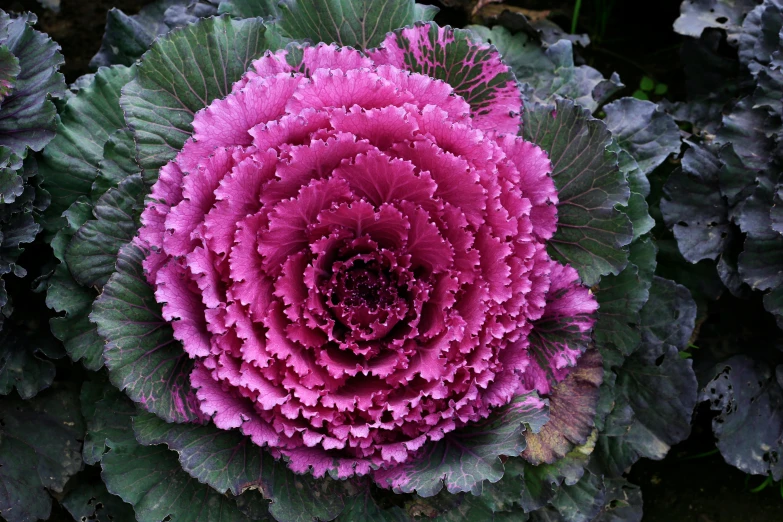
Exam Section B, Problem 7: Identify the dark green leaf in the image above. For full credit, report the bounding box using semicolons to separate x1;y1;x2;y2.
81;379;137;466
132;410;346;522
523;98;632;286
0;384;85;522
531;470;605;522
65;173;144;289
61;473;136;522
0;11;65;157
0;44;19;104
638;276;697;350
376;393;548;497
603;98;681;178
39;65;134;230
91;241;203;423
121;15;271;180
0;326;61;399
278;0;436;50
593;238;656;361
218;0;280;18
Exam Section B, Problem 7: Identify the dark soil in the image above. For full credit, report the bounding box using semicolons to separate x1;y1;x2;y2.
5;0;783;520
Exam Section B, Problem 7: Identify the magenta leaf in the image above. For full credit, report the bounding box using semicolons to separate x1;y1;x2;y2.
369;22;521;133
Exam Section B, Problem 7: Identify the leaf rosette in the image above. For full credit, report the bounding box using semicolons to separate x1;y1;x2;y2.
38;2;696;520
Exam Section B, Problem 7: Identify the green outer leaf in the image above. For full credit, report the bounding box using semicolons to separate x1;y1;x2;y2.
65;173;144;289
0;44;19;104
376;393;548;497
335;486;408;522
0;327;59;399
91;241;204;423
39;65;134;230
593;238;657;362
638;276;697;349
47;204;106;371
0;11;65;157
278;0;432;50
603;98;681;178
0;384;85;522
218;0;280;18
93;127;141;200
61;474;136;522
81;379;138;466
133;411;345;522
121;15;270;179
533;470;606;522
100;424;251;522
523;98;632;286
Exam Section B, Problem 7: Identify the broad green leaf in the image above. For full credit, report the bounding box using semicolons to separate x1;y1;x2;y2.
61;474;136;522
523;98;632;286
93;128;141;200
91;241;204;423
81;379;138;466
99;415;252;522
593;238;657;362
219;0;280;18
121;15;271;179
375;393;549;497
132;410;345;522
531;470;606;522
0;384;85;522
91;1;218;68
603;98;681;178
47;201;106;370
638;276;697;349
65;174;144;289
336;486;408;522
0;11;65;157
0;326;62;399
39;65;134;230
278;0;436;50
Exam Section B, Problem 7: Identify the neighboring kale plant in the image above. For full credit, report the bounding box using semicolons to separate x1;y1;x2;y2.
0;10;89;522
662;0;783;486
38;1;696;521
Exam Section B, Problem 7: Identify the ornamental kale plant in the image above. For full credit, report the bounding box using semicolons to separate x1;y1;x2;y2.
0;1;702;521
662;0;783;487
0;10;66;398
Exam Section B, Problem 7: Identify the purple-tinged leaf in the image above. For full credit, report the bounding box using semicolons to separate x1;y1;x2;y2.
702;355;783;480
132;410;343;522
0;44;19;105
522;348;602;466
0;11;65;157
91;240;206;423
374;393;549;497
523;99;632;286
369;22;521;134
